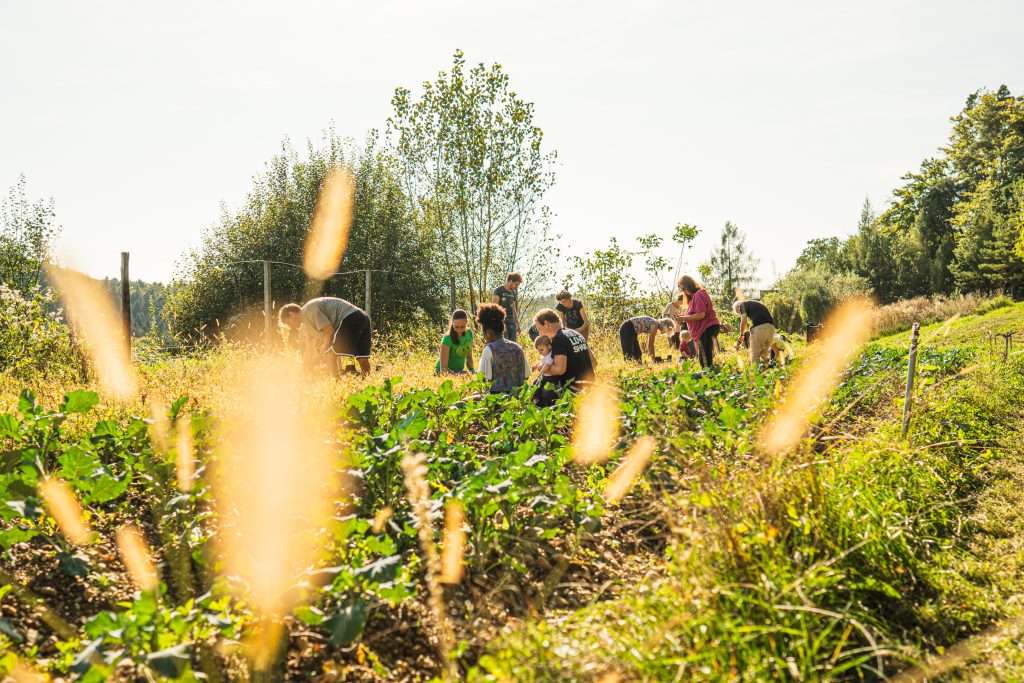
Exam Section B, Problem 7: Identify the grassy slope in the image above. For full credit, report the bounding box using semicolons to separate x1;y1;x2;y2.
473;302;1024;682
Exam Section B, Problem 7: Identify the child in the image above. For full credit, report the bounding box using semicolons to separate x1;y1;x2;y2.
678;329;696;360
533;334;554;378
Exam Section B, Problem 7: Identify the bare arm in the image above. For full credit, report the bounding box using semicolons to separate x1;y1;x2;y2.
439;342;451;372
735;315;748;348
647;328;657;358
548;354;568;376
579;307;590;332
681;311;706;323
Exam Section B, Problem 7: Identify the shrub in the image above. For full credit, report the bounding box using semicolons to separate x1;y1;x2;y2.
872;293;1011;337
0;284;84;383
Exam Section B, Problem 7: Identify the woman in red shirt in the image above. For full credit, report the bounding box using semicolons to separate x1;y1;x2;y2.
675;275;721;369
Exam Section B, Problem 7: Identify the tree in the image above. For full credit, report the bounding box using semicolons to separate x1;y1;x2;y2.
704;221;759;302
387;49;557;315
167;131;445;341
0;176;60;295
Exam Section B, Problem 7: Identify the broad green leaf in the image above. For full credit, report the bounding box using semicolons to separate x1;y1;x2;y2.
63;390;99;415
326;599;368;646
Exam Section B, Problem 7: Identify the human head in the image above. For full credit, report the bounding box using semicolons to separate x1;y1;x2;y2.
534;334;552;354
449;309;469;343
476;303;506;342
680;330;692;343
657;318;675;333
677;275;702;295
279;303;302;329
506;272;523;291
732;300;743;315
532;308;561;338
555;290;572;305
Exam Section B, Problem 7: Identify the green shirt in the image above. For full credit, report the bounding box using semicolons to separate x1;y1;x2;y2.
435;329;475;372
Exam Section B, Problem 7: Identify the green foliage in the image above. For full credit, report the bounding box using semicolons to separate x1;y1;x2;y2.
703;221;759;302
769;265;871;330
0;285;84;383
787;86;1024;305
387;49;558;316
166;131;444;341
102;278;174;339
0;175;59;296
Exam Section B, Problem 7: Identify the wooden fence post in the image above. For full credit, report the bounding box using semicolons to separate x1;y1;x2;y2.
900;322;921;439
120;252;131;359
263;261;272;349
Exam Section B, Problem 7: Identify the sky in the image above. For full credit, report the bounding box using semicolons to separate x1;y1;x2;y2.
2;0;1022;287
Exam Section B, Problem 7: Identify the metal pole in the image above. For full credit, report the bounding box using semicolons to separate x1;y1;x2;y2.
900;322;920;439
364;269;372;327
120;252;131;360
263;261;272;349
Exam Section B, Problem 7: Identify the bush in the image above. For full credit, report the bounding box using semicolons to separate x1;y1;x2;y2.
872;293;1013;337
0;285;84;383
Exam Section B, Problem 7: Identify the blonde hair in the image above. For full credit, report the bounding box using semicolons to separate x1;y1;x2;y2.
534;335;552;349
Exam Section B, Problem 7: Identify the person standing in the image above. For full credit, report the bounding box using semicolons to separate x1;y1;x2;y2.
733;299;776;365
476;303;529;393
676;275;721;369
532;308;596;392
555;290;590;339
618;316;675;362
279;297;371;376
492;272;523;342
435;309;475;374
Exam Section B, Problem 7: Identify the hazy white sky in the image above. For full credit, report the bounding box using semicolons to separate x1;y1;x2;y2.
2;0;1021;286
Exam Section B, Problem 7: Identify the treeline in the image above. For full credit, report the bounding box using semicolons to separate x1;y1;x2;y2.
168;50;556;340
101;278;172;338
768;85;1024;330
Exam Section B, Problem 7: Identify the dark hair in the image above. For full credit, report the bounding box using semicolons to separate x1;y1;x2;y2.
533;308;560;326
555;290;571;301
278;303;301;323
476;303;506;336
448;309;468;346
507;272;523;284
534;334;552;347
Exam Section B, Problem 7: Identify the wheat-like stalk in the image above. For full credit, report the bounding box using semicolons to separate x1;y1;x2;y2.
303;166;354;281
401;453;457;679
572;381;620;464
116;524;159;592
39;478;91;546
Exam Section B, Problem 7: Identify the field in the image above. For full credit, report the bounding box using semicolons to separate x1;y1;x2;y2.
2;300;1024;682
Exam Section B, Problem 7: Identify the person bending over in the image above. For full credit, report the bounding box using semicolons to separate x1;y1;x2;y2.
733;299;776;365
618;315;675;362
555;290;590;339
492;272;523;342
279;297;371;376
435;309;475;374
476;303;529;394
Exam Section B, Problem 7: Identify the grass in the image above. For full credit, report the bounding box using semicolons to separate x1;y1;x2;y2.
470;303;1024;682
2;303;1021;681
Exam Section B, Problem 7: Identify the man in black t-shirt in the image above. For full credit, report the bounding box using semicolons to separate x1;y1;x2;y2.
492;272;523;341
733;299;776;365
532;308;596;390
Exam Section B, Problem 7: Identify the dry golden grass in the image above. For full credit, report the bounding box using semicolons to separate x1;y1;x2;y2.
571;381;620;464
603;435;656;503
440;500;467;585
38;478;92;546
759;298;874;455
303;166;354;281
45;265;138;401
211;356;345;619
116;524;159;592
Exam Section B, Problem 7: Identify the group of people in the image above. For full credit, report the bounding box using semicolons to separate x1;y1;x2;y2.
278;271;789;401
